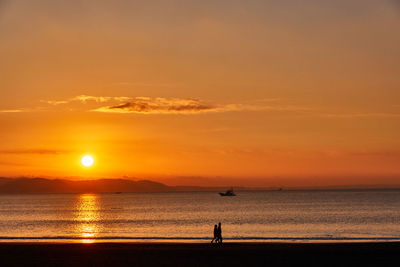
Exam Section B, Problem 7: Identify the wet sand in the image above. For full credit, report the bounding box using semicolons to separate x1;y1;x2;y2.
0;242;399;267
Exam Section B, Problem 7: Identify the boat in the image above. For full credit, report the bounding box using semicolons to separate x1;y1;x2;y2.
219;189;236;196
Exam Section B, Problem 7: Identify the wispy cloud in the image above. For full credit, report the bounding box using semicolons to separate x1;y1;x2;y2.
44;100;69;105
72;95;131;103
0;149;70;155
317;112;400;118
42;95;131;105
0;109;25;113
346;150;400;157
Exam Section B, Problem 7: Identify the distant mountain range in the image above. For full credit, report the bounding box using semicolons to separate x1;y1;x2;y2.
0;177;244;194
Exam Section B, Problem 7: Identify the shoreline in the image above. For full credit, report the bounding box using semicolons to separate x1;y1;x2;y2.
1;240;400;244
2;240;400;244
0;239;400;244
1;242;400;266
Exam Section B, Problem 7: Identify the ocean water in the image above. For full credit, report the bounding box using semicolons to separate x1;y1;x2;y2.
0;190;399;242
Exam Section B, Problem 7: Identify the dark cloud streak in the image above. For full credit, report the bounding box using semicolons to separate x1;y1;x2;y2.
95;97;220;114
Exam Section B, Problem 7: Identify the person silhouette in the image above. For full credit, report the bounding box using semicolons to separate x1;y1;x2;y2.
217;222;222;244
211;224;218;243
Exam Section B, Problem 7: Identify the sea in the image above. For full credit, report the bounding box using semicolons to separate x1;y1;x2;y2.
0;190;399;243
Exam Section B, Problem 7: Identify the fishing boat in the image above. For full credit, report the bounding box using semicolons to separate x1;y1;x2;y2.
219;188;236;196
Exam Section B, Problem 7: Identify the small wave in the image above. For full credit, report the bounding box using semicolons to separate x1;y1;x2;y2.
0;236;400;241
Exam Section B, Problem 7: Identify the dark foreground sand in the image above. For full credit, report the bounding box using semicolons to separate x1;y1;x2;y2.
0;242;399;267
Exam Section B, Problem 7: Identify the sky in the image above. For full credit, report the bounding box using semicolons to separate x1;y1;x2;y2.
0;0;400;187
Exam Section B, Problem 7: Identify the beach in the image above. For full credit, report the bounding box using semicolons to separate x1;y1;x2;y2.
0;242;399;267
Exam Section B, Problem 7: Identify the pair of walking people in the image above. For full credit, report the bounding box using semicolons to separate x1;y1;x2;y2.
211;222;222;244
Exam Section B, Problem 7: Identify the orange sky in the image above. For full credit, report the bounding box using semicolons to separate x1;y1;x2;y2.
1;1;400;187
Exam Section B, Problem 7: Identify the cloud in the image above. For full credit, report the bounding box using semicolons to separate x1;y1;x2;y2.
7;95;400;118
72;95;131;103
0;149;70;155
0;109;25;113
347;150;400;157
91;97;309;114
93;97;226;114
44;100;69;105
317;112;400;118
42;95;131;105
30;95;309;115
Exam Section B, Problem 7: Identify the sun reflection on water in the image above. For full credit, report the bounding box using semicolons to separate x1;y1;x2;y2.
74;194;101;243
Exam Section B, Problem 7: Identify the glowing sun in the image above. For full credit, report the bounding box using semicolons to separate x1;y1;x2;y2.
81;155;94;167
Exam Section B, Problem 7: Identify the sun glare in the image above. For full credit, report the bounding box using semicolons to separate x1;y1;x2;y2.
81;155;94;167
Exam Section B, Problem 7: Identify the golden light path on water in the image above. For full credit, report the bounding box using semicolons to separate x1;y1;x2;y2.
74;194;101;243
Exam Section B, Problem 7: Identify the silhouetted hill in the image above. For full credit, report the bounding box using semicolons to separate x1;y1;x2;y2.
0;177;245;194
0;178;170;194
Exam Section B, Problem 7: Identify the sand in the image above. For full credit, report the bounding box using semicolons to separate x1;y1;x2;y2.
0;242;399;266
